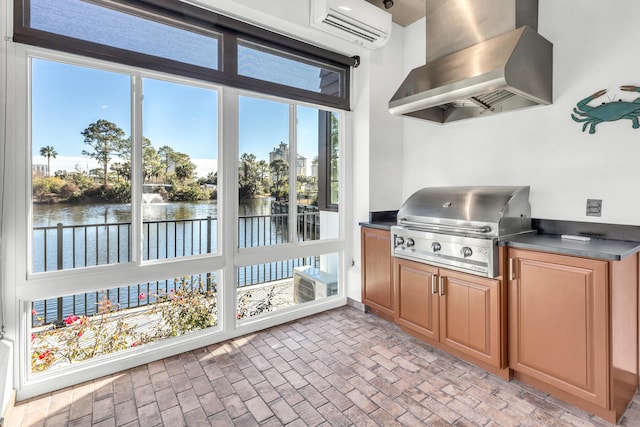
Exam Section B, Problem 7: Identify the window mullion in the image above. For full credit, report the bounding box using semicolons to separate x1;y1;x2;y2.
288;104;297;243
130;73;144;264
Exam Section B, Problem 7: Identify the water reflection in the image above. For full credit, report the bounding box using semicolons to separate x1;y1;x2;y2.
33;197;276;227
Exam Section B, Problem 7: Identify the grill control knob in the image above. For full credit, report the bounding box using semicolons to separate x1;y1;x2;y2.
406;238;415;247
395;237;405;247
431;242;441;252
461;247;473;258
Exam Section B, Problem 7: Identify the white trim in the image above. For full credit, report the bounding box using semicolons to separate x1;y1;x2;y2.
131;73;143;265
221;86;238;336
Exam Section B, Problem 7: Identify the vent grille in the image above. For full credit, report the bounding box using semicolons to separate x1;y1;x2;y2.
470;90;516;110
323;13;382;42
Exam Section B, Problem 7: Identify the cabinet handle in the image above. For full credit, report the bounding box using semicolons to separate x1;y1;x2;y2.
431;275;437;294
439;276;445;296
509;258;515;280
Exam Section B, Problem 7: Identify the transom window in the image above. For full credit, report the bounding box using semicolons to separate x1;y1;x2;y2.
14;0;354;109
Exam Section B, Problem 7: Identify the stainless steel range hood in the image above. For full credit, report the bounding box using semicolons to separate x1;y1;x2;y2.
389;0;552;123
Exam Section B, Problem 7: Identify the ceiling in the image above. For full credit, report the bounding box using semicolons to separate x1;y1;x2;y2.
365;0;426;27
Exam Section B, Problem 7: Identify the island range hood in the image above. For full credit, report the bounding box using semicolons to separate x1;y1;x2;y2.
389;0;552;123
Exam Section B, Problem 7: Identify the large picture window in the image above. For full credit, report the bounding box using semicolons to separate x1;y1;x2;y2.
15;0;348;398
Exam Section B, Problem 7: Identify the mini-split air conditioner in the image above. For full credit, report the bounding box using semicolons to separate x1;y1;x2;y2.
310;0;392;49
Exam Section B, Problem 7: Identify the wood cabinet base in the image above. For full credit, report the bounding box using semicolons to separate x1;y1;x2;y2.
364;304;395;322
513;371;632;424
508;249;638;424
361;227;394;321
400;325;512;380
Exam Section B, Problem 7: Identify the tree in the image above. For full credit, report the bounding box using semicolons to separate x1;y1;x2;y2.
39;145;57;177
256;160;270;193
270;158;289;201
239;153;259;198
143;140;163;183
81;120;126;186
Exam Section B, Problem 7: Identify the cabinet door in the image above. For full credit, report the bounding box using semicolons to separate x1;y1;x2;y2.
439;270;501;367
361;227;394;317
394;258;439;340
508;249;608;408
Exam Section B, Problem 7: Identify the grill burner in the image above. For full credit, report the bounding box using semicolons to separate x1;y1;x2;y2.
391;186;533;277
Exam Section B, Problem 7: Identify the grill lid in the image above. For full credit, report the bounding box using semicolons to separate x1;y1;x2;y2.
397;186;531;237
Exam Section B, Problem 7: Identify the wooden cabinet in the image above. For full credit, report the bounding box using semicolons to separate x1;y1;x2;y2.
394;260;439;340
394;257;505;375
508;248;638;423
361;227;394;321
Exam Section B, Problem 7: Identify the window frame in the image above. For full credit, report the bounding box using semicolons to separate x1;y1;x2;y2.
13;0;354;110
317;111;339;212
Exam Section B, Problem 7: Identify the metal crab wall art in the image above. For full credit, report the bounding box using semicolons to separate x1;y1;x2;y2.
571;85;640;134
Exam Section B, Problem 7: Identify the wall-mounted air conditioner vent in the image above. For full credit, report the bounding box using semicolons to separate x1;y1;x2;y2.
310;0;392;49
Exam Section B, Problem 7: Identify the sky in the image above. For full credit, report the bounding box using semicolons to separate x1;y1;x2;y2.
32;58;321;179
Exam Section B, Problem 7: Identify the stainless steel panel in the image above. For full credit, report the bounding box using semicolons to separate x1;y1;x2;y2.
388;26;552;122
425;0;538;62
389;0;552;123
397;186;531;236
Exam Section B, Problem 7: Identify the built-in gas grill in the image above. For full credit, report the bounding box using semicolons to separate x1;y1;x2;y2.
391;186;533;278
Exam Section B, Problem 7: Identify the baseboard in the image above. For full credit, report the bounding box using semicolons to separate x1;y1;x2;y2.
346;297;365;311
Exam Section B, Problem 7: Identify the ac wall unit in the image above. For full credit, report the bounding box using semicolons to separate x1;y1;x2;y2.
293;266;338;304
310;0;392;49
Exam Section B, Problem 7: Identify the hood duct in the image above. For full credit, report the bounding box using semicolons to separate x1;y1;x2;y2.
389;0;552;123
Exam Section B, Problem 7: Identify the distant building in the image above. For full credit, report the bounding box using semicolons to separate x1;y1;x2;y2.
32;163;48;177
297;155;306;177
269;142;288;164
268;142;307;176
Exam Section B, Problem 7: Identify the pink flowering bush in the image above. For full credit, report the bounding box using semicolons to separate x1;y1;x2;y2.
31;294;139;373
31;277;219;373
150;276;217;337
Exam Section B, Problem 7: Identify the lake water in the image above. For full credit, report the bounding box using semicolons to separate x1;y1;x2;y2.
32;197;276;228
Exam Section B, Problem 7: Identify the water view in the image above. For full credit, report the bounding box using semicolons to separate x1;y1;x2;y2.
32;197;320;324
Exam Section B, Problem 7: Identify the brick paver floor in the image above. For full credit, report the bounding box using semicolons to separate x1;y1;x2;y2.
7;306;640;426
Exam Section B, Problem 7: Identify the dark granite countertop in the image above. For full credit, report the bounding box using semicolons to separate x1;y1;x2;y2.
359;220;395;230
360;214;640;261
500;233;640;261
360;210;397;230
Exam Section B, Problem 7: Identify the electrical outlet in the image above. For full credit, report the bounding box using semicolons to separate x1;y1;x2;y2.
586;199;602;217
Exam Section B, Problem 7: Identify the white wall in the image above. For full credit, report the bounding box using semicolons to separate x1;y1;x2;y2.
367;25;405;212
398;0;640;225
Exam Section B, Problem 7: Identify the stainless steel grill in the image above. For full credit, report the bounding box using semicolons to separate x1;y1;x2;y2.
391;186;533;277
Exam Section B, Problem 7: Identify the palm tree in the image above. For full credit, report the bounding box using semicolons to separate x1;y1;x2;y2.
39;146;57;177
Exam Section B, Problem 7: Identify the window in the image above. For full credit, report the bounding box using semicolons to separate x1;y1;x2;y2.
142;77;219;260
28;0;220;70
28;56;224;376
31;59;220;271
15;0;348;396
237;95;340;248
238;40;343;96
236;253;338;321
31;59;132;272
14;0;354;110
318;111;340;211
30;271;219;374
